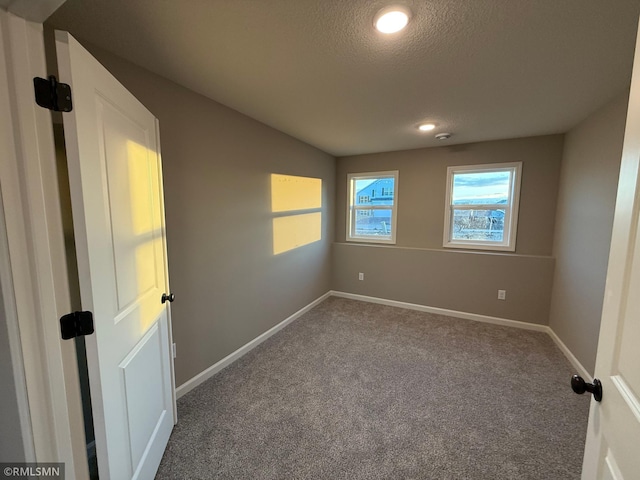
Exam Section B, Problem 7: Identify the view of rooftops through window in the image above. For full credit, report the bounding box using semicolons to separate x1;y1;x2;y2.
353;177;395;238
450;170;511;242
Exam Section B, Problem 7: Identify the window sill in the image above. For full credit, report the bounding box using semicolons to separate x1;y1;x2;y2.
346;237;396;245
443;242;516;252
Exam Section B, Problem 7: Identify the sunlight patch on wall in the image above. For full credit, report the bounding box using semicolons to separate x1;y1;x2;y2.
271;174;322;212
273;212;322;255
271;174;322;255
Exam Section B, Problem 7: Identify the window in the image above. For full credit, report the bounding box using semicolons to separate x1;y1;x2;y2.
347;171;398;243
444;162;522;251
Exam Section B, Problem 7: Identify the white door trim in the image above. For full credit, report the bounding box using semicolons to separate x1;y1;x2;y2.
0;9;85;479
0;10;35;462
0;165;35;462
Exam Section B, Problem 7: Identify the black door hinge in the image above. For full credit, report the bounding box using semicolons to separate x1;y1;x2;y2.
60;311;94;340
33;75;73;112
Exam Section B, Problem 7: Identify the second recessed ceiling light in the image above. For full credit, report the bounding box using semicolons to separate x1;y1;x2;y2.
418;123;436;132
374;6;412;34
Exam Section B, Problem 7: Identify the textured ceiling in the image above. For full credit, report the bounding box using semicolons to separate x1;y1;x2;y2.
47;0;640;156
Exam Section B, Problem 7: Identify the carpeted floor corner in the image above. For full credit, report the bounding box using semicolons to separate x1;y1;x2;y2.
156;297;590;479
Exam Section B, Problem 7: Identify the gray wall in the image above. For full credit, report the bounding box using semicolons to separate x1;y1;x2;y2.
334;135;564;324
549;94;629;375
85;46;335;386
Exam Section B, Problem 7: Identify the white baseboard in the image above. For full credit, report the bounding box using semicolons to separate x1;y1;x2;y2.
176;289;591;400
329;290;549;332
175;291;332;399
545;326;592;381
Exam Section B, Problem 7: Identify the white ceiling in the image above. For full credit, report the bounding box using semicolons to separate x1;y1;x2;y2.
47;0;640;156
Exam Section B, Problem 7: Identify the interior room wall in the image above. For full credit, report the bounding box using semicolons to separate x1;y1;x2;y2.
78;45;336;387
548;93;629;375
333;135;564;324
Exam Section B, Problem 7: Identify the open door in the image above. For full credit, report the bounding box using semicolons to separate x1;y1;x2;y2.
579;19;640;480
55;31;176;479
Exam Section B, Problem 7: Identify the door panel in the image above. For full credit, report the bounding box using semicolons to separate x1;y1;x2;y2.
602;449;623;480
98;97;163;318
120;320;167;471
616;224;640;389
581;16;640;480
99;100;158;309
56;31;175;479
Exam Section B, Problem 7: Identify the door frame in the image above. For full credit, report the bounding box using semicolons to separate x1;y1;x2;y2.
0;5;87;479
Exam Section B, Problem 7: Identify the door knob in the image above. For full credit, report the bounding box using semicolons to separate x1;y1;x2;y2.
161;293;175;304
571;375;602;402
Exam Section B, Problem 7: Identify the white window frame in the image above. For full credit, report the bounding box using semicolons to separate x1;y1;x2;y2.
443;162;522;252
347;170;399;244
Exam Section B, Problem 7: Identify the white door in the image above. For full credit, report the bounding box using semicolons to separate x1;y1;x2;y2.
55;31;176;479
580;21;640;480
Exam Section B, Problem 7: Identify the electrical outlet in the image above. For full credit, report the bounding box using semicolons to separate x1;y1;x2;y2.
498;290;506;300
172;343;177;358
358;272;364;281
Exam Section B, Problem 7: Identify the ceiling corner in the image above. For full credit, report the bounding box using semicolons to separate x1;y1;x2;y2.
6;0;66;23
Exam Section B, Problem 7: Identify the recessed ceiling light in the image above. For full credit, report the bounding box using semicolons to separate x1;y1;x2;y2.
374;6;411;34
418;123;436;132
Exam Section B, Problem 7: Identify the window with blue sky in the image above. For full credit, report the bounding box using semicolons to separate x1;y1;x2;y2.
347;171;398;243
444;163;522;251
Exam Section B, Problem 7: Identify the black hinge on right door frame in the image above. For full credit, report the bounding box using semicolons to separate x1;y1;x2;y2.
60;311;94;340
33;75;73;112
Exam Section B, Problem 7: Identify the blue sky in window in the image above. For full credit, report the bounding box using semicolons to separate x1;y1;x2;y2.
355;178;383;191
453;171;510;204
